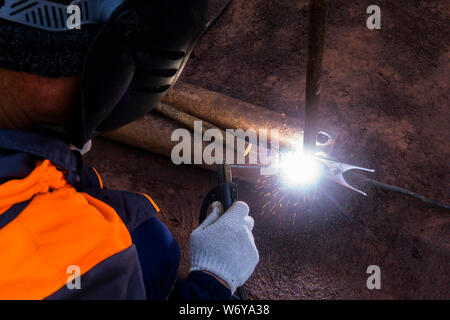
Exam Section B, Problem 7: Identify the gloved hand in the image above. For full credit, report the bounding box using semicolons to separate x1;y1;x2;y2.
190;201;259;294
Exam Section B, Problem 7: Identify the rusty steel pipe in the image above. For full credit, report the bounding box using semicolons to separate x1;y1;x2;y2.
155;103;224;134
103;83;309;183
103;113;180;159
102;112;260;183
155;103;252;156
163;82;303;149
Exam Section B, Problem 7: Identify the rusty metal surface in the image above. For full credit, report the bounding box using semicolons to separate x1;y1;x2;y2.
164;82;303;148
103;112;262;183
103;113;179;158
155;102;252;157
103;84;310;182
155;103;223;134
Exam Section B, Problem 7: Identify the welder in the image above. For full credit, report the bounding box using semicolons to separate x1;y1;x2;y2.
0;0;258;299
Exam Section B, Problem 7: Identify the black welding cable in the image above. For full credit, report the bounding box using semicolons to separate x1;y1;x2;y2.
351;173;450;211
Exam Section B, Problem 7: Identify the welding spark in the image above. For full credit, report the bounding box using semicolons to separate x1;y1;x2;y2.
249;144;330;223
279;150;322;187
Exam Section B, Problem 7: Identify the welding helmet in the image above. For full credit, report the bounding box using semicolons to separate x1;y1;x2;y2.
0;0;208;147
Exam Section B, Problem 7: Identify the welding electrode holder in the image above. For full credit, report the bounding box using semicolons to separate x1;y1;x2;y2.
199;183;237;223
199;164;247;300
199;164;237;222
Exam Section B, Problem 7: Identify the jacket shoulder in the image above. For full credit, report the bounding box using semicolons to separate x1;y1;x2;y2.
79;166;159;233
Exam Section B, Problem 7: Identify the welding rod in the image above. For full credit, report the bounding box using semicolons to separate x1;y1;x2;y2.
303;0;328;152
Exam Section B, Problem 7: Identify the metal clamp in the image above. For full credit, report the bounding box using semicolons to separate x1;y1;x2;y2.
316;157;375;196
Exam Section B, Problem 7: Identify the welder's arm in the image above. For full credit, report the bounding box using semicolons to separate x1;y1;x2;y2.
170;201;259;300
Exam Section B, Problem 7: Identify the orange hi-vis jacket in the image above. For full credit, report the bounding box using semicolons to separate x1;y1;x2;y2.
0;129;159;299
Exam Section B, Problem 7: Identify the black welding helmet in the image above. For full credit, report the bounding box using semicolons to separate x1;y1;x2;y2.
0;0;208;148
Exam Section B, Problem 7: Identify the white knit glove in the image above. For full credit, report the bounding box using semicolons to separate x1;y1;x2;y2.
190;201;259;294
